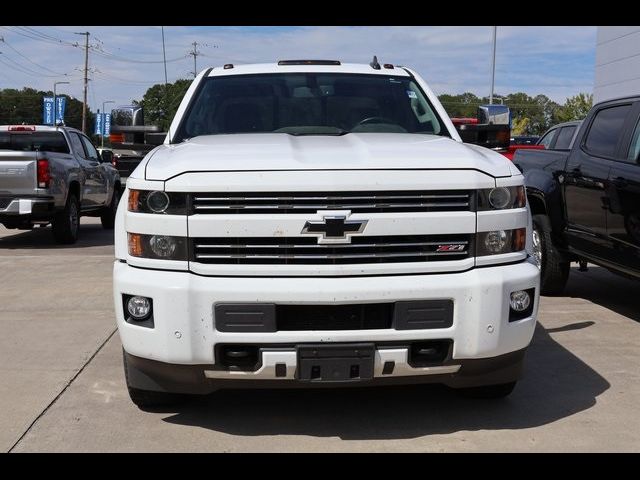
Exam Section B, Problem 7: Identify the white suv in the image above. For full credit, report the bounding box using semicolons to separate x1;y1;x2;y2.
113;60;540;408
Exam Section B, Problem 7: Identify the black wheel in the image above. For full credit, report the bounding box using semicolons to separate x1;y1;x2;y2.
123;349;185;409
456;381;517;399
52;193;80;244
100;188;120;230
532;214;569;295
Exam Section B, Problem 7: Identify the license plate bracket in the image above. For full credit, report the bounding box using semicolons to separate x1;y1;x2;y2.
296;343;375;383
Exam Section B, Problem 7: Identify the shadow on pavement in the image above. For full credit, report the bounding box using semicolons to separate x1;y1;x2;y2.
563;266;640;323
0;221;114;250
160;324;609;440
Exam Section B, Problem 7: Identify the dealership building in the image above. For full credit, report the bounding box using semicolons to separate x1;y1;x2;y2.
594;26;640;102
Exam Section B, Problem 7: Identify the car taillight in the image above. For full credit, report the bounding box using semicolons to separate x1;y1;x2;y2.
37;159;51;188
9;125;36;132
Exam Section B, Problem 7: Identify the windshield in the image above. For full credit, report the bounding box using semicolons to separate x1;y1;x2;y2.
0;132;70;153
175;73;448;142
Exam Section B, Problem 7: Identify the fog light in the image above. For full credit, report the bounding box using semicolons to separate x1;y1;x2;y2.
484;230;507;254
489;187;511;209
149;235;176;257
127;296;151;319
147;191;170;213
510;290;531;312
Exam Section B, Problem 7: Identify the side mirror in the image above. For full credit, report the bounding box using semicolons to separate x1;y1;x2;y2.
477;105;511;126
145;132;166;146
100;150;114;164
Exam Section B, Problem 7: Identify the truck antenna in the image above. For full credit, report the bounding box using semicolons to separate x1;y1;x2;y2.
370;55;381;70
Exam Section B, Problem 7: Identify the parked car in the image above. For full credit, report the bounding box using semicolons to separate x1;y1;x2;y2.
536;120;582;150
0;125;121;243
114;59;539;408
513;97;639;294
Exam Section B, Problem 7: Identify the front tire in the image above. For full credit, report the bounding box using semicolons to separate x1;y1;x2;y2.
532;214;569;295
123;349;185;409
100;188;120;229
456;381;517;399
52;193;80;244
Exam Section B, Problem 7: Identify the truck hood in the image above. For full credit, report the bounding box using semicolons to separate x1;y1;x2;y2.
144;133;512;180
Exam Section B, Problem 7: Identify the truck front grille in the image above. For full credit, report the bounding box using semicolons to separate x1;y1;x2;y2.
190;190;473;214
191;234;473;265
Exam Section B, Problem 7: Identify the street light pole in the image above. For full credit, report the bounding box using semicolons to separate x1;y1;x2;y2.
490;26;497;105
53;81;70;129
101;100;115;149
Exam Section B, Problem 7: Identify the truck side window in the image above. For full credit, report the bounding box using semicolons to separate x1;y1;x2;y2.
538;129;557;149
628;118;640;163
69;132;87;158
554;126;577;150
80;135;99;161
584;104;632;158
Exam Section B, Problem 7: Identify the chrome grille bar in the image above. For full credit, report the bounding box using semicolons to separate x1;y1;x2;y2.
191;235;473;265
190;191;473;214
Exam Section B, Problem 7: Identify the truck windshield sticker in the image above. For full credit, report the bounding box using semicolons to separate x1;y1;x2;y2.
407;90;418;99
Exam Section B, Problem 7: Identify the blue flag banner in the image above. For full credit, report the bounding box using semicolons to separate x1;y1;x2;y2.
104;113;111;137
56;97;66;124
95;112;103;136
43;97;54;125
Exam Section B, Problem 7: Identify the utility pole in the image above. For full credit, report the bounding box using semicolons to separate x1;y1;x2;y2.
161;27;168;87
188;41;200;78
75;31;90;133
490;26;497;105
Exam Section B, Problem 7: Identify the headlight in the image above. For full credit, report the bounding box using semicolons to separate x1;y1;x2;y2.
476;228;526;256
128;233;188;260
128;190;187;214
477;186;526;210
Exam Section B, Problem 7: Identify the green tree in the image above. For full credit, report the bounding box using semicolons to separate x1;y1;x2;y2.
0;87;93;131
503;92;561;135
438;92;482;118
557;93;593;122
511;117;531;136
137;79;192;131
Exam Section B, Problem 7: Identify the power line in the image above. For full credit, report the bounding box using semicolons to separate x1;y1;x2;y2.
0;36;68;76
88;40;188;64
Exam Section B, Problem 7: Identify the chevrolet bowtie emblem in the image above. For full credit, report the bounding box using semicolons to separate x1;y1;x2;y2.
301;214;368;244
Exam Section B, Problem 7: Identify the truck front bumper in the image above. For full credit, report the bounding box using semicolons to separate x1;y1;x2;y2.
114;260;540;393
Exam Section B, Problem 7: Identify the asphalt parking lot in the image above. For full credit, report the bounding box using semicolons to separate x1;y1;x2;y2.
1;218;639;452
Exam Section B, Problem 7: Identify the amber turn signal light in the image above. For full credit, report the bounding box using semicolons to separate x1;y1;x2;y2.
128;189;140;212
128;233;144;257
512;228;526;251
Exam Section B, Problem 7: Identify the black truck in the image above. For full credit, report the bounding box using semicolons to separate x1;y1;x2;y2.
513;95;640;294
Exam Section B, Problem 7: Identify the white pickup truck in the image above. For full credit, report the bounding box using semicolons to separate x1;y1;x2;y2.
113;60;540;408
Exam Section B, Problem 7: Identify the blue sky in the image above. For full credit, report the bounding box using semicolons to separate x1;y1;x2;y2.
0;26;596;112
